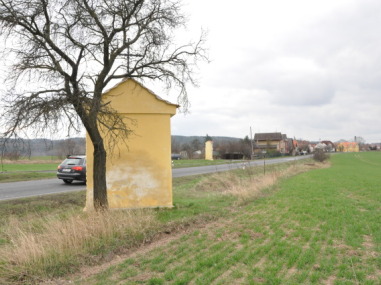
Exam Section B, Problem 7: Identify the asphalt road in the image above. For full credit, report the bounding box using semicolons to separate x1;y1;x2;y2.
0;179;86;201
0;155;310;201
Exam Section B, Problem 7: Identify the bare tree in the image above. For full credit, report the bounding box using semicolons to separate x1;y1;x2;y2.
171;137;180;154
240;136;251;159
56;138;78;158
355;136;366;151
0;0;206;210
191;138;201;152
0;136;31;161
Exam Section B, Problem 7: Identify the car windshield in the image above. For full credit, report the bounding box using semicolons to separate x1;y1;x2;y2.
62;158;82;165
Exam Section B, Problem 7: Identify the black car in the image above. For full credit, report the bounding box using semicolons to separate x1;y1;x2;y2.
57;155;86;184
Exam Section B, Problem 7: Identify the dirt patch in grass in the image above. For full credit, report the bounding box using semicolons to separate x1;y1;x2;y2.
254;256;267;269
216;231;240;242
252;277;266;283
247;230;265;240
333;240;352;250
213;264;243;284
324;276;337;285
362;235;374;249
367;269;381;281
285;266;298;278
129;272;154;283
362;235;378;258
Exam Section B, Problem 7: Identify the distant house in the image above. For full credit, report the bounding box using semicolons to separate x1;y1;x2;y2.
315;142;327;150
254;132;286;154
336;142;359;152
309;143;316;153
321;140;334;146
284;138;300;155
321;140;335;152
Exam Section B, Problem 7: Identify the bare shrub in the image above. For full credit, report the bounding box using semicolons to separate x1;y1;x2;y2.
3;151;21;161
313;149;330;162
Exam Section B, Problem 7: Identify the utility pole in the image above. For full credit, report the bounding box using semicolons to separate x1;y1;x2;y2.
263;151;266;175
250;126;254;160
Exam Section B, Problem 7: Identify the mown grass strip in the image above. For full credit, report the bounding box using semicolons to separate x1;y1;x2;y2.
0;172;56;183
0;163;58;172
0;161;59;182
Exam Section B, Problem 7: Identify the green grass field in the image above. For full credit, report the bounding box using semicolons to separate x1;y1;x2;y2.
0;172;56;182
82;152;381;285
0;160;59;182
0;153;380;285
0;163;58;172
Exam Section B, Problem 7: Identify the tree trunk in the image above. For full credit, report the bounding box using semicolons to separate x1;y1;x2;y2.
92;139;108;211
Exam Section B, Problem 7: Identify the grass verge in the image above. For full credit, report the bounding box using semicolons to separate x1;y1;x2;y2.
0;163;58;172
171;159;244;168
0;160;59;183
0;158;317;284
0;172;56;183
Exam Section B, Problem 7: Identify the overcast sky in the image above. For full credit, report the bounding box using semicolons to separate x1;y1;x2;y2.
1;0;380;143
167;0;381;143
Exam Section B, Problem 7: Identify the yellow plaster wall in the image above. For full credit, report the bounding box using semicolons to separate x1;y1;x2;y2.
256;140;280;150
85;79;177;210
205;141;213;160
337;142;359;152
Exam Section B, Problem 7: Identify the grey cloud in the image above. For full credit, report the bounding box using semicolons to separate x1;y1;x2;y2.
268;73;335;106
204;0;381;107
174;0;381;142
283;0;381;93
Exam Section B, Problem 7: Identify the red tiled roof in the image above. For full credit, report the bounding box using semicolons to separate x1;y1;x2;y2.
254;132;283;141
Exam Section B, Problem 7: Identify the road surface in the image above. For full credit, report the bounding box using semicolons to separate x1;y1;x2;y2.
0;156;310;201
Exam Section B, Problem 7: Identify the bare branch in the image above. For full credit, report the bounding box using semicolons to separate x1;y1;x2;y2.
0;0;208;210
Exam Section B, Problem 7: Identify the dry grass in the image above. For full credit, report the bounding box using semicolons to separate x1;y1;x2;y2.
0;209;157;283
195;161;329;204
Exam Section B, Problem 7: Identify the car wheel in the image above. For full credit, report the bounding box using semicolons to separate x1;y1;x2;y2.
63;179;73;184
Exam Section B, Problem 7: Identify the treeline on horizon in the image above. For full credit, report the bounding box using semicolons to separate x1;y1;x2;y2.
0;135;244;160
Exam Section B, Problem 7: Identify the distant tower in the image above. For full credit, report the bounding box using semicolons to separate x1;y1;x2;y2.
205;140;213;161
